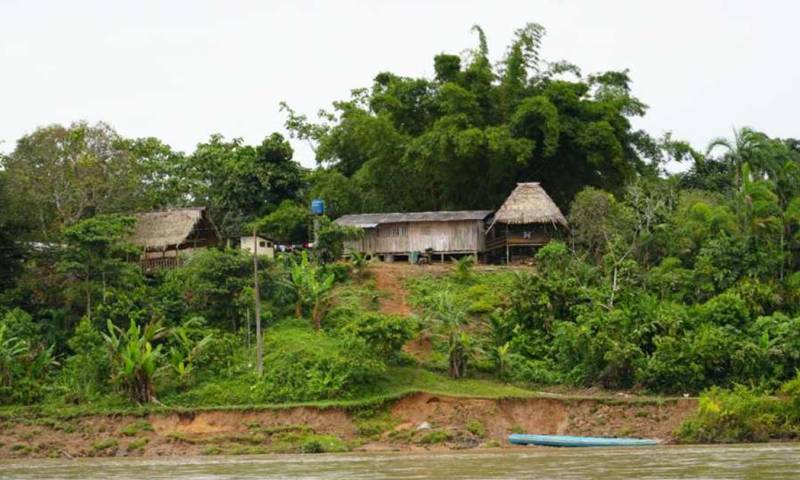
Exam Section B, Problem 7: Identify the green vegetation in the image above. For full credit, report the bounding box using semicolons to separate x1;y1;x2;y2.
91;438;119;454
678;374;800;443
120;420;153;437
2;21;800;446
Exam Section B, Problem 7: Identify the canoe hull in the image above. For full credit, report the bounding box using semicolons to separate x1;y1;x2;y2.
508;433;658;448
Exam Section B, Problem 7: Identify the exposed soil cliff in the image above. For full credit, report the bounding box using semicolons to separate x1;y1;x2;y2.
0;393;695;459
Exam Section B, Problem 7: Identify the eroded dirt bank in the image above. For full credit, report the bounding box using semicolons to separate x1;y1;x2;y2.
0;393;696;459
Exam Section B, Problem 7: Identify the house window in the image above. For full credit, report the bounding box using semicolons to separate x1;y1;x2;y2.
259;241;266;247
522;231;532;239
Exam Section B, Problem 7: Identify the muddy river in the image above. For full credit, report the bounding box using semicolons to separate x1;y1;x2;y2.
2;444;799;479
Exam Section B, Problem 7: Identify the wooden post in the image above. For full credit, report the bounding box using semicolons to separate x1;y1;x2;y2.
505;225;510;264
252;229;263;376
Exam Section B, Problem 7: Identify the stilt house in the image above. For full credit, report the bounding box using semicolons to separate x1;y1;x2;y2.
128;207;221;271
334;182;567;262
485;182;568;262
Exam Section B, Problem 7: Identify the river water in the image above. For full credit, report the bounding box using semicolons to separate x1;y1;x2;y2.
1;444;799;479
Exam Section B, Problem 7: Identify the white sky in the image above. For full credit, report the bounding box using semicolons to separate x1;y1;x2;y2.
1;0;798;169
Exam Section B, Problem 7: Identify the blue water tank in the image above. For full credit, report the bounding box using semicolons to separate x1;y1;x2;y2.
311;199;325;216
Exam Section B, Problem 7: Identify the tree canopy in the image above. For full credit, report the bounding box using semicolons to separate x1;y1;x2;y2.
283;23;653;212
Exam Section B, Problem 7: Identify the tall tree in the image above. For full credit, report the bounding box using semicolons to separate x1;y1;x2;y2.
1;122;185;240
185;133;304;238
706;127;772;190
0;170;27;292
283;23;653;212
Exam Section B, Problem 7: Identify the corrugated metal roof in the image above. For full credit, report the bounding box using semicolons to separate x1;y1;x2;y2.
334;210;493;227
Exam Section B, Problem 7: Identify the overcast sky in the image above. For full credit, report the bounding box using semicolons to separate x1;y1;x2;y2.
1;0;798;168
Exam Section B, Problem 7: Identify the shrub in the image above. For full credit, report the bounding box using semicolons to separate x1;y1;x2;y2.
256;324;385;402
417;430;451;445
0;309;55;405
677;386;785;443
466;419;486;437
697;292;750;328
340;312;415;361
57;317;111;403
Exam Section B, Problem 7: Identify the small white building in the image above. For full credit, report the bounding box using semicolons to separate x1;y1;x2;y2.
240;235;275;259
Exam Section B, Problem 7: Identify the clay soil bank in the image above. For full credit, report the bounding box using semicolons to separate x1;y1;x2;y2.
0;393;696;459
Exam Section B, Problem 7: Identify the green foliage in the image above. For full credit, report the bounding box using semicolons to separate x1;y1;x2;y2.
677;384;796;443
340;312;415;361
58;214;141;321
426;291;478;379
186;133;304;238
162;248;259;330
283;251;336;329
314;216;363;264
1;122;179;239
254;200;309;244
256;323;385;402
102;320;166;403
58;317;111;402
452;256;475;283
284;24;648;212
417;430;452;445
166;321;213;388
348;251;373;279
466;419;486;437
0;310;55;404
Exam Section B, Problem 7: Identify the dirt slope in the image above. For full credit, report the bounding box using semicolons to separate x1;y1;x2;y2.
0;393;696;459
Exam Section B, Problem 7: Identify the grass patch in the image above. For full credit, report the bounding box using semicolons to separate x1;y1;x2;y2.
120;420;153;436
466;419;486;437
270;432;349;453
417;430;452;445
126;437;149;451
91;438;118;453
10;444;31;453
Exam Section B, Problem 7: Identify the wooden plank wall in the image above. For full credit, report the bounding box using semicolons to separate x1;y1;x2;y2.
344;220;485;254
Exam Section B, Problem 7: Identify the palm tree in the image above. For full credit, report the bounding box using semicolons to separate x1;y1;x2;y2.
427;291;477;379
706;127;772;189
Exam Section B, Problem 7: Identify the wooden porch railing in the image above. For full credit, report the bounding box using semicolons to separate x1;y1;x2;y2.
139;257;182;273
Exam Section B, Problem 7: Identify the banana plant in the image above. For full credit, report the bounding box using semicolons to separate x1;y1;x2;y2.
167;326;213;388
282;251;336;330
102;319;166;403
0;324;29;388
349;251;373;279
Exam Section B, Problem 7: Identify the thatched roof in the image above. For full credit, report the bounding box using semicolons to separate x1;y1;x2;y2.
128;207;220;250
493;182;567;227
335;210;493;228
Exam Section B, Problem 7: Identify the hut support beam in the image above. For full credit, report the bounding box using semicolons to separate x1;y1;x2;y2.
505;224;510;264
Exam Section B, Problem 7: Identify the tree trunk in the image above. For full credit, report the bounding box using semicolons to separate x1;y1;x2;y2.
312;302;321;331
252;229;263;376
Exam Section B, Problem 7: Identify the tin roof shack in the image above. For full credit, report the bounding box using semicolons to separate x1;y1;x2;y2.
485;182;568;263
334;210;493;261
128;207;221;272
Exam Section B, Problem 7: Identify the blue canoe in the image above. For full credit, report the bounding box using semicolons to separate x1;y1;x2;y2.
508;433;658;448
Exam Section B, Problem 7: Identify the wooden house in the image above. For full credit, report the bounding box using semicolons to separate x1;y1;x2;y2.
335;182;567;263
485;182;568;262
128;207;221;271
334;211;493;261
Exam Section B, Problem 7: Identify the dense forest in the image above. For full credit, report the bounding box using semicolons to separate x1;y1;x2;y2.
2;23;800;442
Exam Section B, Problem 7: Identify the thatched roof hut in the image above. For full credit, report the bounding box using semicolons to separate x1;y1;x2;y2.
492;182;568;228
128;207;221;253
